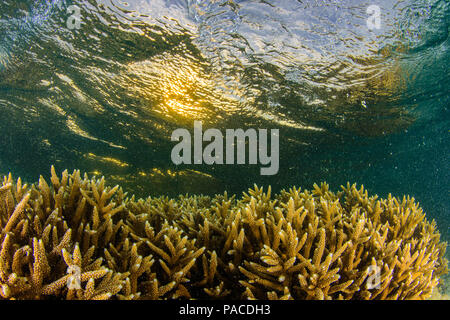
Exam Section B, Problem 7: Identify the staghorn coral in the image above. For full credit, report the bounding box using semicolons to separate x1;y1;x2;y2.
0;167;447;300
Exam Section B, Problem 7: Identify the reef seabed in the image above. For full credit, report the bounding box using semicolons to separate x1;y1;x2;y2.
0;166;447;300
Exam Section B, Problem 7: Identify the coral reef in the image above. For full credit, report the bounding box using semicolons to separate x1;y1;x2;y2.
0;167;447;300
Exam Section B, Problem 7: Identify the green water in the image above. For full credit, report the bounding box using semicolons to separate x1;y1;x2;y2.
0;0;449;292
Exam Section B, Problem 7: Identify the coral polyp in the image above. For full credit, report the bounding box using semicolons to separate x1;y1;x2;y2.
0;167;447;299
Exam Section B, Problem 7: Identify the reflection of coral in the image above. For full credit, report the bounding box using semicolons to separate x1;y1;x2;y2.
342;112;414;137
0;168;447;299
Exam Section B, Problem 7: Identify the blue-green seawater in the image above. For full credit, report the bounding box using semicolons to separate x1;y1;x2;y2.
0;0;449;294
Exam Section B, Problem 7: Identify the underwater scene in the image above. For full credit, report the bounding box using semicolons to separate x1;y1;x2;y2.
0;0;449;300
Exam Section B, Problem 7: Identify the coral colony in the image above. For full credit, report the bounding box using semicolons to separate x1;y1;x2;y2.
171;121;279;175
0;166;447;299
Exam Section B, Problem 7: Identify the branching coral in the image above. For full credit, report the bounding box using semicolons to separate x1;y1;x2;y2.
0;167;447;300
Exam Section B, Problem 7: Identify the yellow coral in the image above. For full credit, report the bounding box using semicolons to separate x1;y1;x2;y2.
0;168;447;300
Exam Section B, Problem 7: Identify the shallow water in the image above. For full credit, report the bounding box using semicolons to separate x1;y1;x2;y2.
0;0;449;268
